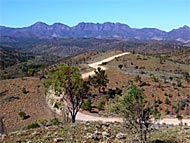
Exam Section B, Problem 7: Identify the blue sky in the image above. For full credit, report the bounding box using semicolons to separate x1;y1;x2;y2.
0;0;189;31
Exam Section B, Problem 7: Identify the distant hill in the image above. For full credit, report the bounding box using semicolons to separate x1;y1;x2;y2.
1;22;190;42
0;46;34;69
1;37;189;57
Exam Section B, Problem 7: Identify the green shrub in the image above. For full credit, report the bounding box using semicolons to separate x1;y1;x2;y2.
179;100;186;110
104;95;109;101
38;119;48;126
157;98;163;104
97;100;105;111
51;118;60;126
54;102;61;109
135;75;141;82
22;87;28;94
176;114;183;121
165;97;171;105
27;68;36;76
176;79;182;87
81;99;92;111
165;109;170;114
27;123;40;129
18;111;26;119
153;76;159;82
183;72;190;83
168;94;173;98
115;87;122;96
172;82;176;87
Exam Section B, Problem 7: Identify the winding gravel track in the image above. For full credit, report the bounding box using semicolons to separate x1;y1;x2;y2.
78;52;190;126
82;52;130;79
49;52;190;126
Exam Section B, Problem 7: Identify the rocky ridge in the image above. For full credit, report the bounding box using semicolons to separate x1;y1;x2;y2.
1;22;190;42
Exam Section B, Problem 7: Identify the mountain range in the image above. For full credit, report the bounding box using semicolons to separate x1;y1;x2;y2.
0;22;190;42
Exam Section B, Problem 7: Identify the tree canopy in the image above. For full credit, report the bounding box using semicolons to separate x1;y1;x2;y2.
44;65;89;123
89;67;109;92
107;85;158;142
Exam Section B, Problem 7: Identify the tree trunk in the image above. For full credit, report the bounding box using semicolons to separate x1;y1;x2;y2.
140;124;143;143
71;115;76;123
144;129;147;142
98;87;101;93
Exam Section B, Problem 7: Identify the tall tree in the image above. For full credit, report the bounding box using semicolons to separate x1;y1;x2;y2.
44;65;89;123
89;67;109;92
108;85;157;143
123;86;156;142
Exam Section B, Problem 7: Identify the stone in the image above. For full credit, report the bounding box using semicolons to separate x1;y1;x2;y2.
0;134;6;141
101;122;110;127
94;130;101;135
84;126;88;131
102;131;110;138
86;133;93;139
53;137;64;142
31;131;40;136
86;121;90;126
45;131;53;139
116;132;126;139
53;131;58;136
95;124;102;129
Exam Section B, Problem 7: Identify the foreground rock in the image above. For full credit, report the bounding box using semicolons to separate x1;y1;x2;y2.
1;121;190;143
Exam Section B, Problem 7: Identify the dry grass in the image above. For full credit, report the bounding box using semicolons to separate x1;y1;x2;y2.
0;77;54;132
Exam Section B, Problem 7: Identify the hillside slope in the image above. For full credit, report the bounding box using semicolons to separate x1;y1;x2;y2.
0;78;54;132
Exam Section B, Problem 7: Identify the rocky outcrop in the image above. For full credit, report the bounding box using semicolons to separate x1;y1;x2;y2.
1;121;190;143
46;87;64;115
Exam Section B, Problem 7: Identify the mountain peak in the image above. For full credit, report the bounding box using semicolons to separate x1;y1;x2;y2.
182;25;190;29
168;25;190;41
31;22;48;27
51;22;70;27
172;25;190;31
52;22;64;26
1;22;190;41
51;23;71;30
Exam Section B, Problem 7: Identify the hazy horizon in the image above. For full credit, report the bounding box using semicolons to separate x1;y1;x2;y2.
0;0;190;31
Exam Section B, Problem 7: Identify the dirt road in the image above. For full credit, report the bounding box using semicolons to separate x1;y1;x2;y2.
48;52;190;126
82;52;130;79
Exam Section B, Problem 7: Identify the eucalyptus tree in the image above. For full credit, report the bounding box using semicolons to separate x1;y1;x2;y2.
44;65;89;123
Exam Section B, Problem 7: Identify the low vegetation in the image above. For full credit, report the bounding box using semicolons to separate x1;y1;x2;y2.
1;121;190;143
89;67;109;93
81;98;92;111
1;48;190;142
